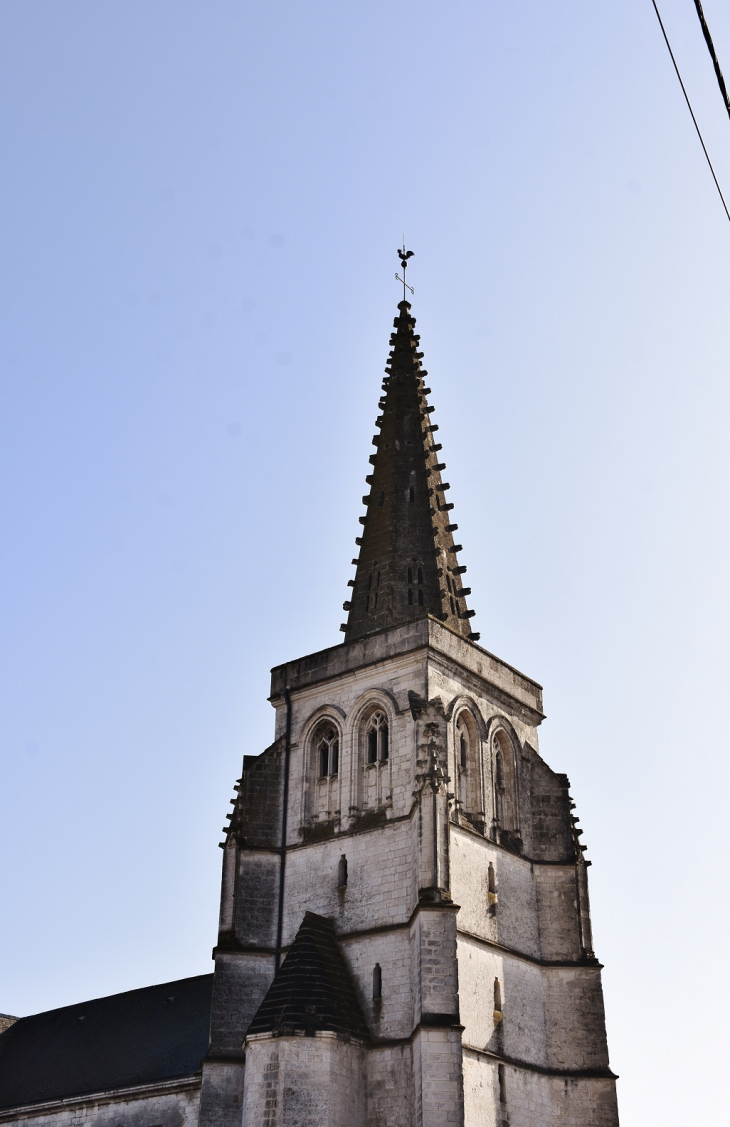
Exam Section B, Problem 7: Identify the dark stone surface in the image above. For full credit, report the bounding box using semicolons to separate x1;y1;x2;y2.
247;912;369;1041
198;1061;245;1127
0;975;213;1110
206;956;274;1058
345;301;475;644
235;739;284;849
522;749;575;863
233;854;280;946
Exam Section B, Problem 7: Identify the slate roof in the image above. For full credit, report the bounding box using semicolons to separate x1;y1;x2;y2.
343;296;478;644
247;912;369;1041
0;974;213;1110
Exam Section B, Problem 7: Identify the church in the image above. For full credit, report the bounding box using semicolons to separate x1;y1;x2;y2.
0;268;620;1126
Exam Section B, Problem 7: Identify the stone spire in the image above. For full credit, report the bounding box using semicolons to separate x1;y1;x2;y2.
342;300;479;644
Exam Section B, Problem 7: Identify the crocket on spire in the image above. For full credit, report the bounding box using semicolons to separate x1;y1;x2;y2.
342;278;478;644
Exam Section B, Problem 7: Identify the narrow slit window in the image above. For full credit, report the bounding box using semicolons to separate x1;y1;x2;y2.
338;855;348;888
368;727;378;764
372;964;382;1000
409;486;415;502
488;862;497;896
498;1064;507;1105
457;715;470;770
319;743;328;778
494;978;502;1014
381;724;389;761
408;588;414;605
417;567;423;584
417;588;424;605
331;739;339;775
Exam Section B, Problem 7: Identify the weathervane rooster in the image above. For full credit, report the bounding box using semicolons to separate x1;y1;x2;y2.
396;242;414;298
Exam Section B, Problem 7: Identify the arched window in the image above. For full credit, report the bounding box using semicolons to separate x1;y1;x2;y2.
495;748;504;789
455;709;482;830
457;717;469;770
366;710;389;763
315;725;339;778
359;706;391;814
492;730;519;843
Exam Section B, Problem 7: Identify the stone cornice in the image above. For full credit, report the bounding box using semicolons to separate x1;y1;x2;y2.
269;618;543;723
461;1044;618;1080
456;926;603;970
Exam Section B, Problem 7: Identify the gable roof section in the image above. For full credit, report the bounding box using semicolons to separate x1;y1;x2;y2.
0;974;213;1110
247;912;368;1041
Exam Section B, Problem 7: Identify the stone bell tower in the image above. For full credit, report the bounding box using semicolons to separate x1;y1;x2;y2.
198;274;619;1127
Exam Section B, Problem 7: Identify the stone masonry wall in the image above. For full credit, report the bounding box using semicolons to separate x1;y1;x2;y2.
462;1054;619;1127
283;652;427;842
241;1034;366;1127
412;909;460;1023
542;968;610;1072
450;831;541;960
0;1083;200;1127
341;930;413;1041
366;1044;414;1127
413;1029;464;1127
457;937;547;1067
207;952;274;1058
281;817;420;945
533;867;582;963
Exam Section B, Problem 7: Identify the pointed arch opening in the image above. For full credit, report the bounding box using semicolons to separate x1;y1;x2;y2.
366;709;389;764
357;703;392;814
307;717;342;828
492;728;520;851
455;708;483;831
316;724;339;778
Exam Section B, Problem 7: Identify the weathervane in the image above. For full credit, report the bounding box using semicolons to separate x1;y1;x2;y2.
396;239;414;300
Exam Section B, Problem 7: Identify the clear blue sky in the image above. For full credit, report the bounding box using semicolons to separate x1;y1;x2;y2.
2;2;729;1123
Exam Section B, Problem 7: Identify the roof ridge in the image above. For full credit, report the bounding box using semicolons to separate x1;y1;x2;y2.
10;974;214;1021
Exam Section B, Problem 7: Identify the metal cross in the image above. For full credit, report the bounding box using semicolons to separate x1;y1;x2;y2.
396;240;414;299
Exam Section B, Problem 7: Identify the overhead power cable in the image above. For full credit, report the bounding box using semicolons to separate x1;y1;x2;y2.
649;0;730;224
691;0;730;123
